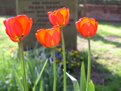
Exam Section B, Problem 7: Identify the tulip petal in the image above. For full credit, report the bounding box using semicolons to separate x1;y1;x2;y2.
16;15;29;34
25;18;33;36
5;18;19;41
76;21;81;33
52;30;61;46
35;29;47;47
56;12;64;26
45;31;53;47
13;19;23;37
48;12;57;26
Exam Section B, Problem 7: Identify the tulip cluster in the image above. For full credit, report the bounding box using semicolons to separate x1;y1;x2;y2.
3;6;98;91
36;7;69;48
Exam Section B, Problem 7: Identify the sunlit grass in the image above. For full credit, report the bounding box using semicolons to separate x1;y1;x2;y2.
97;22;121;36
77;21;121;91
0;17;17;57
91;22;121;91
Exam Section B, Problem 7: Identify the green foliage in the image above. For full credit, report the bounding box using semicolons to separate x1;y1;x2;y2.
33;59;48;91
66;72;80;91
55;48;88;74
88;80;95;91
0;55;19;91
1;16;121;91
80;61;86;91
0;47;64;91
41;63;63;91
25;48;64;91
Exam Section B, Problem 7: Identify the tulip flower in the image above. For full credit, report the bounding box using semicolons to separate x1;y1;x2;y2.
35;26;61;91
4;15;32;42
76;17;98;38
48;7;70;27
35;26;61;48
48;7;70;91
76;17;98;91
4;15;33;91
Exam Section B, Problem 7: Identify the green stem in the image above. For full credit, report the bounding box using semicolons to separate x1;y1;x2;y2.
52;49;57;91
86;38;91;91
33;59;48;91
61;31;67;91
18;41;28;91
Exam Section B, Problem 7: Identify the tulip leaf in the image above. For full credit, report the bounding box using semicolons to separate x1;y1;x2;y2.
15;72;24;91
88;80;95;91
80;61;86;91
40;80;43;91
66;72;80;91
33;59;48;91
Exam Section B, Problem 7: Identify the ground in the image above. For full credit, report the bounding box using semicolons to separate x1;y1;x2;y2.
77;22;121;91
0;16;121;91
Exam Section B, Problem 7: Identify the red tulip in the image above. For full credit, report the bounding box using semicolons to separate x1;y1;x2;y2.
76;17;98;38
48;7;70;27
35;26;61;48
4;15;33;42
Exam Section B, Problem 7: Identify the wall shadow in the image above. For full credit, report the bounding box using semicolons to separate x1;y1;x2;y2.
92;34;121;48
92;58;121;91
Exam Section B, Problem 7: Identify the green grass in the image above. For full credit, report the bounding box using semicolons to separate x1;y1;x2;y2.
0;16;121;91
91;22;121;91
98;22;121;36
0;17;18;91
77;21;121;91
0;17;17;57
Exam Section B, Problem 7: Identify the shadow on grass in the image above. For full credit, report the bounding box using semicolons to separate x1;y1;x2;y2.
99;21;121;28
92;59;121;91
92;34;121;48
67;50;121;91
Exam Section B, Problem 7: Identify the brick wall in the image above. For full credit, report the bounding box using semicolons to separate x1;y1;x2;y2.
0;0;16;15
78;4;121;22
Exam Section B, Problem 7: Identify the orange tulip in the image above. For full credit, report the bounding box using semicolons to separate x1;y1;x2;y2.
35;26;61;48
76;17;98;38
4;15;32;42
48;7;70;27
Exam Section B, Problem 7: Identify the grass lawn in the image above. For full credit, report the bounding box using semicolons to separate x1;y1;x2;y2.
0;16;17;57
0;16;121;91
0;17;18;91
92;22;121;91
78;21;121;91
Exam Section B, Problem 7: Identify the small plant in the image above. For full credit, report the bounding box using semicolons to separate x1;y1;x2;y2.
1;6;105;91
66;17;98;91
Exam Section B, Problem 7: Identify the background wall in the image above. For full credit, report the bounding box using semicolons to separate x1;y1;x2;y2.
0;0;16;15
78;4;121;22
79;0;121;5
0;0;121;21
